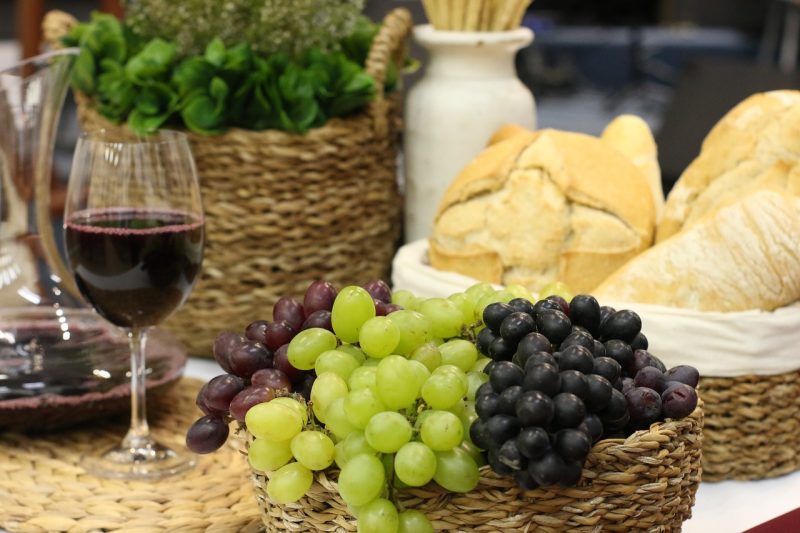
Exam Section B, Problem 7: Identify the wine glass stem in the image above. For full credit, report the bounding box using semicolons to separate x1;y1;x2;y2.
124;327;150;446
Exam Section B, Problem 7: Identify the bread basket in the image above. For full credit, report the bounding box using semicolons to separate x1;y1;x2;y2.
244;404;703;532
44;9;412;356
393;238;800;481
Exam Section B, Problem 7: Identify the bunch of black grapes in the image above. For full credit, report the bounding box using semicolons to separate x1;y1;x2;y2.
471;294;699;489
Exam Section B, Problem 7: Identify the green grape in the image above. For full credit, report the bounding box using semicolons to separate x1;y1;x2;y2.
448;292;476;327
409;343;442;372
381;451;395;480
246;401;303;442
420;373;466;410
386;310;432;355
394;442;437;486
398;509;434;533
459;402;478;443
266;462;313;504
506;283;533;300
407;359;431;393
331;286;376;343
466;371;489;401
358;316;401;358
325;397;357;440
431;337;444;346
337;453;386;506
418;298;463;339
391;289;418;310
315;350;361;381
420;410;463;451
363;358;382;367
433;448;480;493
474;290;514;322
344;388;386;429
432;364;469;389
447;398;466;418
311;372;349;423
470;357;492;373
358;498;399;533
464;283;495;305
287;328;338;370
270;397;310;425
338;343;367;364
248;437;293;472
290;430;335;471
460;440;486;467
414;408;434;431
539;280;573;301
439;339;478;372
342;430;377;459
348;366;377;392
334;440;349;469
376;355;418;410
365;412;412;453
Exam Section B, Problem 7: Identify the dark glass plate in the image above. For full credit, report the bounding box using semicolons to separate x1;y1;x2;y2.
0;309;186;431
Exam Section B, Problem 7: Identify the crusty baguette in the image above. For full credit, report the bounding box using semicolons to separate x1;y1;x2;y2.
657;90;800;242
594;188;800;312
486;123;533;146
601;115;664;221
430;129;655;293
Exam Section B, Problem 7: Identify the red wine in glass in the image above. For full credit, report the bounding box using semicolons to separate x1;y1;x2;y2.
65;208;204;329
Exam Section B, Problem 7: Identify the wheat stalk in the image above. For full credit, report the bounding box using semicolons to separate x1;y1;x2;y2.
423;0;532;31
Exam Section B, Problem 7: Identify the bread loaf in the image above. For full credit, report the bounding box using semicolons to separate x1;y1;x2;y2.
657;90;800;242
594;188;800;312
601;115;664;221
429;129;655;293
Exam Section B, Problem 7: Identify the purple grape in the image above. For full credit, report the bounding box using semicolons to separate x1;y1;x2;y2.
383;303;403;314
229;341;272;379
186;415;230;454
662;383;698;419
263;321;295;351
245;320;269;344
303;280;338;317
592;357;621;383
558;345;594;374
273;297;305;331
634;366;666;393
484;302;516;333
585;374;613;411
499;312;536;344
294;373;316;401
515;390;555;427
251;368;291;391
629;349;663;376
213;331;244;373
535;310;572;345
552;392;586;429
273;344;304;382
665;365;699;388
569;295;600;335
362;280;392;303
528;451;565;486
625;387;662;428
204;374;245;413
229;386;276;422
374;300;389;316
516;426;550;459
600;310;641;343
545;295;570;317
195;382;225;417
301;310;333;331
553;428;591;462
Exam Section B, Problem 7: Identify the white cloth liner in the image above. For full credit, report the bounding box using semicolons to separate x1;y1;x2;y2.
392;239;800;377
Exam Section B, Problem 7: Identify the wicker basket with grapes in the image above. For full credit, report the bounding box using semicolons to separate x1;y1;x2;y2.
186;281;702;532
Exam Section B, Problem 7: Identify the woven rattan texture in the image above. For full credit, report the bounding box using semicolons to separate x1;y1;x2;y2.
700;372;800;481
0;379;262;533
248;404;704;532
45;9;412;356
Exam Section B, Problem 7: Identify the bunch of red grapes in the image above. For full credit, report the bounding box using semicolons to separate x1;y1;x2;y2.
185;279;396;454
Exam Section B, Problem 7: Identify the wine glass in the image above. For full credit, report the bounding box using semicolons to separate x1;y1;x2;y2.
64;129;205;479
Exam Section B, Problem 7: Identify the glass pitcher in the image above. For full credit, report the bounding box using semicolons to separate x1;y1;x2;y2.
0;49;133;403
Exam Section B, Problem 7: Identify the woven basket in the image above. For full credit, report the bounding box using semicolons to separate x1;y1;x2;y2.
244;404;703;532
44;9;412;355
699;372;800;481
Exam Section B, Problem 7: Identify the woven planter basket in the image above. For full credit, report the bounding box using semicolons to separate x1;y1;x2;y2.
243;403;703;532
44;9;412;355
699;372;800;481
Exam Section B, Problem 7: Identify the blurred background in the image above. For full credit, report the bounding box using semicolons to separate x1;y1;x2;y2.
4;0;799;192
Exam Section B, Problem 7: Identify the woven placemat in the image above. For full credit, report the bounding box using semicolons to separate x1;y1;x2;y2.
0;378;263;533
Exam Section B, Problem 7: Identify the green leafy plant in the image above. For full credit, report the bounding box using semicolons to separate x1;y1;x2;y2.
64;12;385;136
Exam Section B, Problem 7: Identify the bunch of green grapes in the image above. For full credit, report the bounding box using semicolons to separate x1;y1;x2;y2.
245;282;536;532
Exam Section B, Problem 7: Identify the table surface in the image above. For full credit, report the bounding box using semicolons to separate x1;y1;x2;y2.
186;358;800;533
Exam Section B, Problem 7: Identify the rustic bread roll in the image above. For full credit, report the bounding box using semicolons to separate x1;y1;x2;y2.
594;188;800;312
429;129;655;293
657;90;800;242
487;123;534;146
601;115;664;221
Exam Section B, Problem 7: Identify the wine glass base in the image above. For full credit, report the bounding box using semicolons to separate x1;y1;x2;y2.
84;436;196;480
